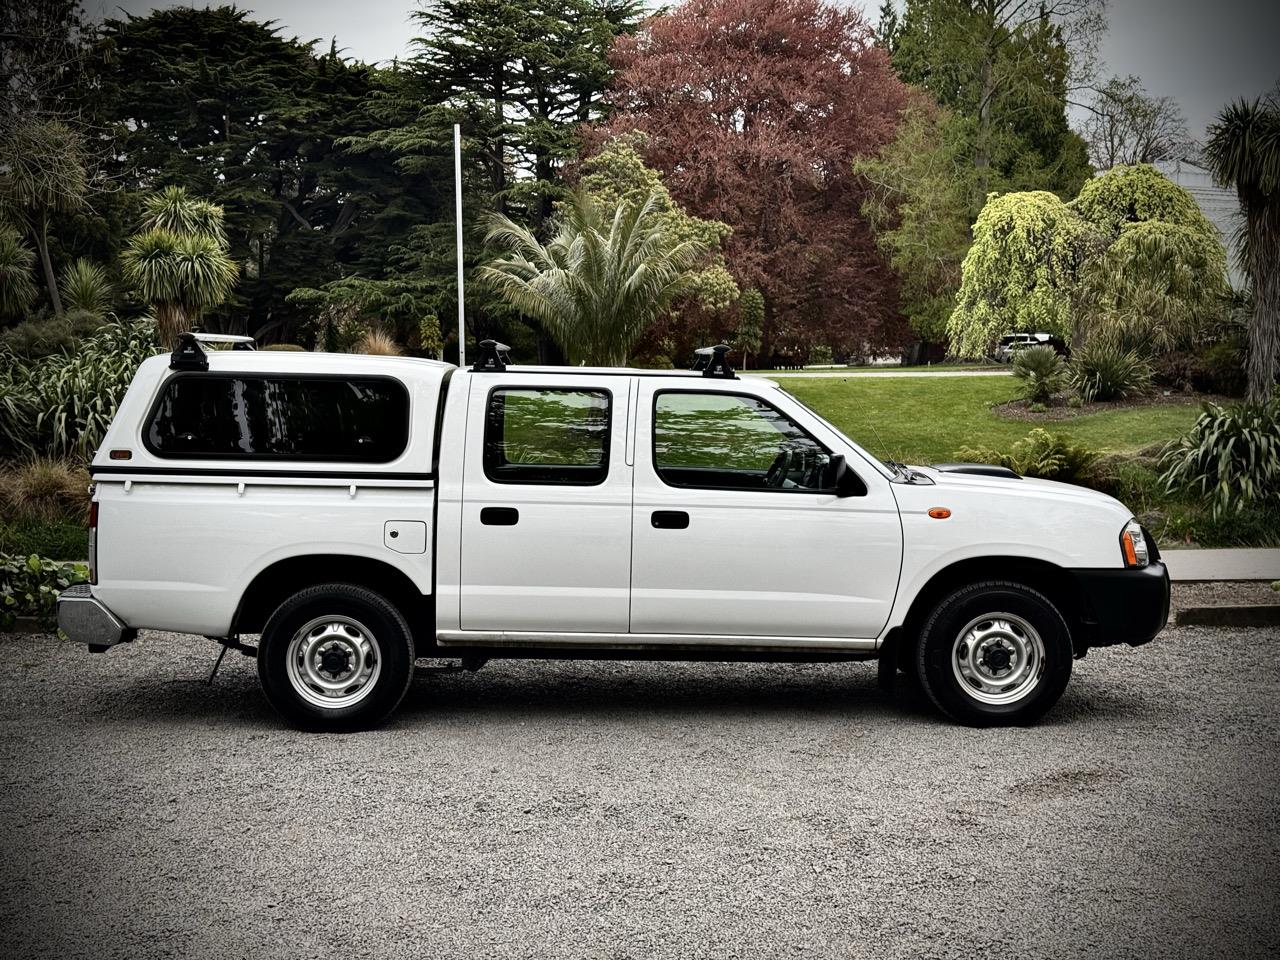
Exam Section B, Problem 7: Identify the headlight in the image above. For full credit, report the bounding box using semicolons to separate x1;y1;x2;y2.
1120;519;1149;568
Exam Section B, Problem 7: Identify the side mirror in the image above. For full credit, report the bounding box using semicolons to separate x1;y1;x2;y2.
829;454;866;498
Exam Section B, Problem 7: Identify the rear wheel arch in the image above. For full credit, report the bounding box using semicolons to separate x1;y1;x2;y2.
232;554;432;649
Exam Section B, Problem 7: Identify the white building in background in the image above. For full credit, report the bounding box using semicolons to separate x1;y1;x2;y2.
1153;159;1246;290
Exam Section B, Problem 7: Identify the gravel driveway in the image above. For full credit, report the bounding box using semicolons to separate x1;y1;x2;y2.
1;585;1277;959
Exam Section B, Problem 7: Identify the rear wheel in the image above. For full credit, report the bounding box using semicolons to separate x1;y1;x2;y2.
258;583;414;731
915;580;1072;726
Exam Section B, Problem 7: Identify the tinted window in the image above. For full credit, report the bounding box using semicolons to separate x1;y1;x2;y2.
654;392;834;492
484;388;610;485
146;375;409;461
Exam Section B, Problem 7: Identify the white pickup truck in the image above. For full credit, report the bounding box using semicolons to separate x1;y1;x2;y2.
57;336;1169;730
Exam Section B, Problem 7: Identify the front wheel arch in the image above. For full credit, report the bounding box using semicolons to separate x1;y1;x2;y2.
893;557;1086;672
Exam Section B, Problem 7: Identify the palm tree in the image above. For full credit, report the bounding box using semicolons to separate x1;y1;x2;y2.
480;189;710;366
121;187;239;348
1204;94;1280;402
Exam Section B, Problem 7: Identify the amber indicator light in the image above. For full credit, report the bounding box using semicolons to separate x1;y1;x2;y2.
109;449;133;460
928;507;951;519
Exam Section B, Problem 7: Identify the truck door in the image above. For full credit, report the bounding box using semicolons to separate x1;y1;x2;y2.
629;381;902;639
459;374;633;633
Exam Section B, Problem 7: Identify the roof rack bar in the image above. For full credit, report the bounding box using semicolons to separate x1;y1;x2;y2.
189;333;256;351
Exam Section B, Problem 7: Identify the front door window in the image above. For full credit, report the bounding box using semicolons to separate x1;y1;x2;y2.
653;391;835;492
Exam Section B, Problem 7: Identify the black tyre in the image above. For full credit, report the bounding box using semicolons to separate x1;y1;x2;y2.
258;583;415;731
915;580;1072;726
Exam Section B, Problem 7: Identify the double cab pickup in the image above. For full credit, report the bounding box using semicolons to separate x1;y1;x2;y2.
57;337;1170;729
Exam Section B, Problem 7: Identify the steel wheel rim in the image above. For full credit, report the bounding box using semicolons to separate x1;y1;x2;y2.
951;611;1045;706
285;615;381;710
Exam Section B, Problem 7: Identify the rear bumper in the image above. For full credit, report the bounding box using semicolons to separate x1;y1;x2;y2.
1071;561;1171;649
56;585;135;652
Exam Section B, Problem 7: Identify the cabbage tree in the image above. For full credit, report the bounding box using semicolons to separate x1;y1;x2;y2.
121;187;238;348
1205;95;1280;403
0;224;39;318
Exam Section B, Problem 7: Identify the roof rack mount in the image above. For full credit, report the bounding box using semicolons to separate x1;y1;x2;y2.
692;343;737;379
472;339;511;372
169;331;257;371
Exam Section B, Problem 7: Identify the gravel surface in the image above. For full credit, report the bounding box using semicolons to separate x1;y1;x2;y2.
1;584;1277;960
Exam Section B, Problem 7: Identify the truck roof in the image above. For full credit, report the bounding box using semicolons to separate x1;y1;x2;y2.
179;349;781;388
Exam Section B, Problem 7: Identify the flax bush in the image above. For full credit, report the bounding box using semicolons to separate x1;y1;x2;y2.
1159;399;1280;518
0;318;158;459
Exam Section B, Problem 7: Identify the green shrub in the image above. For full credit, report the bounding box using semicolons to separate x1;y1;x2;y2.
0;309;108;359
1071;340;1153;402
1;553;89;629
1159;399;1280;518
1191;341;1247;397
0;516;88;559
1193;503;1280;548
808;344;834;366
0;223;39;318
0;318;158;459
1067;395;1083;409
956;428;1101;483
1012;345;1069;403
263;343;307;351
1029;401;1047;413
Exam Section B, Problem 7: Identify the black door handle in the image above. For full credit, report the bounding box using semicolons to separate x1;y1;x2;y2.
651;510;689;529
480;507;519;526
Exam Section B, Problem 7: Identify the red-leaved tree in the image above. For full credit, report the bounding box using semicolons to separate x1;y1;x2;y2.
593;0;911;359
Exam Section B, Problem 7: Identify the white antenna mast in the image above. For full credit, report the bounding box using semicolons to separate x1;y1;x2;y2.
453;123;466;368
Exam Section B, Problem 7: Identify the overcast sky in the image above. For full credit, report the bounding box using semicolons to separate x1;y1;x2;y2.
89;0;1279;141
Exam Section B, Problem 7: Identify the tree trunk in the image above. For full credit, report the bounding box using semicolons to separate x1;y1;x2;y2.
155;302;190;349
1246;215;1279;404
35;214;63;317
973;51;995;217
492;72;506;215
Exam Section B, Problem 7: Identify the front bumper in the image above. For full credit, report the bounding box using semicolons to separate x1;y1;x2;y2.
1071;561;1171;649
56;585;135;652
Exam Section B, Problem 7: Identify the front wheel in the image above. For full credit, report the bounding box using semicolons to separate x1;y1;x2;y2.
915;580;1072;726
258;583;415;731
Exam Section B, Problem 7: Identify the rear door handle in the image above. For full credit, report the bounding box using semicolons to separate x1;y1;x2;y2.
480;507;519;526
651;510;689;529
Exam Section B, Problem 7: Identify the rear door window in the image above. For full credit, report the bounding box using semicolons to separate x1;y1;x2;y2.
483;388;611;485
145;375;410;461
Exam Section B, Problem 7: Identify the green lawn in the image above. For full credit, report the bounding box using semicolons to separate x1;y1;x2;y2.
744;362;1003;374
771;375;1202;464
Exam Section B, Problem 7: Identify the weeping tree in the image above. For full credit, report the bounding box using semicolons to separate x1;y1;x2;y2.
1077;220;1229;354
947;191;1097;358
121;187;239;347
1204;95;1280;403
479;189;709;366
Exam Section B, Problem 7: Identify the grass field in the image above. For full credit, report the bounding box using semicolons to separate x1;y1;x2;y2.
744;362;1002;374
769;375;1203;464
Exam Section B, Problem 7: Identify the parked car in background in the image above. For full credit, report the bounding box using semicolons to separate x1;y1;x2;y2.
996;333;1070;362
58;336;1168;731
